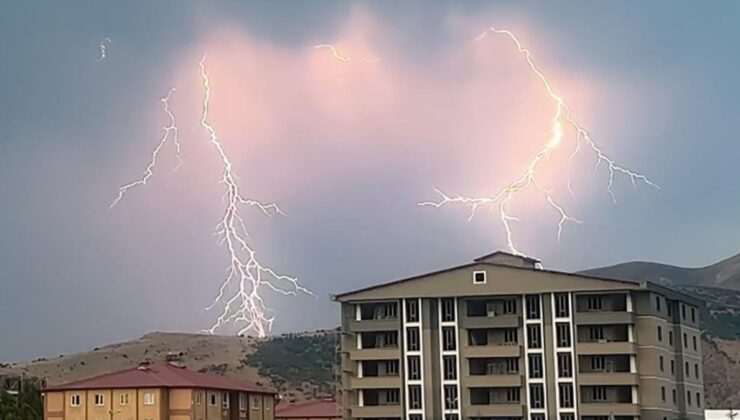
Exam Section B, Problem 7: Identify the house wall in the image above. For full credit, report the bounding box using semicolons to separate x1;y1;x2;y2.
112;389;138;420
169;388;193;420
44;391;65;420
86;389;112;420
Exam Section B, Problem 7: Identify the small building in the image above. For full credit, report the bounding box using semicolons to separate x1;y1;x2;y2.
706;409;740;420
43;362;276;420
275;398;341;420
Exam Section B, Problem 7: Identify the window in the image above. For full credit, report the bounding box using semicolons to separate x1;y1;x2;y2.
587;296;603;311
693;335;697;351
671;359;675;374
685;361;690;376
506;387;520;402
530;384;544;408
473;270;487;284
222;393;229;409
445;415;459;420
443;355;457;380
407;356;421;381
406;299;419;323
683;333;688;347
668;302;673;317
657;326;663;342
385;389;400;404
504;328;518;345
559;383;574;408
694;363;699;378
687;390;692;406
239;393;247;410
672;389;677;403
252;396;261;410
682;304;686;320
532;415;545;420
661;386;666;401
120;393;130;405
144;392;155;406
590;356;605;371
442;327;456;351
386;360;399;375
506;358;519;373
444;385;458;409
503;299;517;315
696;392;701;407
409;385;422;410
659;355;664;371
656;295;662;312
94;394;104;406
556;323;571;347
691;307;696;322
70;394;81;407
556;293;570;318
410;416;423;420
561;414;575;420
529;354;543;378
209;393;217;406
592;386;607;401
558;353;572;377
526;295;541;319
589;326;604;342
442;298;456;322
527;325;542;349
669;331;674;346
407;327;420;351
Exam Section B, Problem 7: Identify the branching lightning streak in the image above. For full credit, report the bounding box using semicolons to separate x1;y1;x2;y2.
110;88;182;208
98;37;112;61
199;54;313;338
421;26;658;256
313;44;379;63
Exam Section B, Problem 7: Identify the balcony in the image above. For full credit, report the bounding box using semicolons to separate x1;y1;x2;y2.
351;376;402;389
466;403;524;418
350;405;403;418
578;372;638;386
349;348;401;361
579;403;640;417
576;342;636;355
349;318;400;332
461;314;520;329
463;344;521;358
575;311;634;326
464;374;522;388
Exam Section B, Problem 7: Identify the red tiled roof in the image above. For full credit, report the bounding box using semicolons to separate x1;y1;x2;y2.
44;363;274;394
275;399;341;418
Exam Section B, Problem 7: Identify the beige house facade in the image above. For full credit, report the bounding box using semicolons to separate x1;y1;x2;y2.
334;251;705;420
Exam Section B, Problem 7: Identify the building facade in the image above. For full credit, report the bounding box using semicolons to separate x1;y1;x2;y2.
334;251;704;420
43;362;276;420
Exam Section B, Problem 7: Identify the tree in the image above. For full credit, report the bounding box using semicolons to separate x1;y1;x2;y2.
0;379;42;420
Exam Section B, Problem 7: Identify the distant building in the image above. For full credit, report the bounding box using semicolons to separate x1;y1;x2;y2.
334;250;705;420
43;362;276;420
275;398;341;420
706;409;740;420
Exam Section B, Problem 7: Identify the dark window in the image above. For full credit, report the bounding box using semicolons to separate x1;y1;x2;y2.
669;331;674;346
588;296;603;311
532;415;545;420
661;386;666;401
529;354;543;378
682;304;686;320
672;389;677;403
589;326;604;341
671;360;675;374
503;299;517;315
691;307;696;322
556;293;570;318
561;414;575;420
693;336;697;351
407;356;421;380
685;361;690;376
559;383;574;408
443;356;457;380
407;327;420;351
527;325;542;349
406;299;419;323
386;389;399;404
526;295;541;319
443;327;456;351
504;329;518;344
506;387;520;402
444;415;459;420
694;363;699;379
656;295;662;312
557;323;571;348
658;326;663;342
592;386;607;401
506;358;519;373
687;390;692;406
683;333;688;347
696;392;701;407
442;299;456;322
530;384;544;408
590;356;605;371
668;302;673;317
660;355;664;372
408;385;422;410
410;415;423;420
473;271;486;284
444;385;458;409
558;353;572;378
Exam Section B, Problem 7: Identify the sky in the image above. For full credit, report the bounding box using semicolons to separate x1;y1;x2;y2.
1;1;739;362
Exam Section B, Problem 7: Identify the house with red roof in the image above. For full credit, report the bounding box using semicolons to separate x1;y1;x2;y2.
275;398;340;420
43;362;277;420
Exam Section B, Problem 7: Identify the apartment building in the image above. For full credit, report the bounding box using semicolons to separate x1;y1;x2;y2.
334;251;704;420
43;362;276;420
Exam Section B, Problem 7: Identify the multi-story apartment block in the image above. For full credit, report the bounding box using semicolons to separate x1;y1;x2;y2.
43;362;276;420
334;251;704;420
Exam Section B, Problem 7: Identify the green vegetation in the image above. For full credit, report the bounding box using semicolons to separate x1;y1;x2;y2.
0;379;42;420
245;330;338;391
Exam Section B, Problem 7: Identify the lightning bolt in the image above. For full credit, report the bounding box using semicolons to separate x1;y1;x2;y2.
421;26;658;256
98;37;112;61
313;44;379;63
110;87;182;209
199;53;313;337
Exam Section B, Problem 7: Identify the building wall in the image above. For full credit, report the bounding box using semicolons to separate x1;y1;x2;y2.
64;390;87;420
169;388;193;420
112;389;138;420
45;391;65;420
